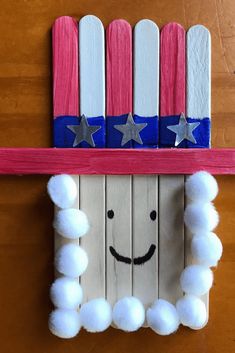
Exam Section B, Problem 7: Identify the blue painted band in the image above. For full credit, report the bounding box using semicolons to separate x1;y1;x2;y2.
106;114;158;148
159;115;210;148
53;115;105;148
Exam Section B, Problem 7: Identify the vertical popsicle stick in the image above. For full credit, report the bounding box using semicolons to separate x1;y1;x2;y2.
186;25;211;319
106;20;132;305
79;15;106;302
53;16;79;118
133;19;159;311
159;23;185;303
52;16;80;259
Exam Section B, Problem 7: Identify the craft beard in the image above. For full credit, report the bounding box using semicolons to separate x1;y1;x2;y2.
49;172;221;336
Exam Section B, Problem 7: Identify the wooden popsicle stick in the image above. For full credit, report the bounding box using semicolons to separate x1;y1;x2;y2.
106;20;132;306
159;23;185;304
186;25;211;322
133;19;159;313
1;148;234;175
79;15;106;302
52;17;80;264
53;16;79;118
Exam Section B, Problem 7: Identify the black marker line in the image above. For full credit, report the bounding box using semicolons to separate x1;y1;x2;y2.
109;246;131;264
109;244;156;265
133;244;156;265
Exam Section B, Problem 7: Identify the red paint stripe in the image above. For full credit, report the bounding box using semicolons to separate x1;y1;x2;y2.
106;19;132;115
53;16;79;117
0;148;234;175
160;23;185;116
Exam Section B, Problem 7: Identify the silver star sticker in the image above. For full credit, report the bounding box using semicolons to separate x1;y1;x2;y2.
114;113;147;147
67;114;101;147
167;112;200;146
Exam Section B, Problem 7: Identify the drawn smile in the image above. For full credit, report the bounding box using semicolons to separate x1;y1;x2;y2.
109;244;156;265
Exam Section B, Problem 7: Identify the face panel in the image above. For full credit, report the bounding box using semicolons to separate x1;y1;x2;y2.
79;175;158;308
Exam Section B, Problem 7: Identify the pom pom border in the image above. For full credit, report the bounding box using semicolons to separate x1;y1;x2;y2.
49;173;222;338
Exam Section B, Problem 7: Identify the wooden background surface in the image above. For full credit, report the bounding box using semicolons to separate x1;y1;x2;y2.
0;0;234;352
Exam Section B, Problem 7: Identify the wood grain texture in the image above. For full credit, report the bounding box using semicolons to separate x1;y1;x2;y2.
160;22;185;116
106;19;132;306
132;176;158;306
159;22;185;303
159;175;185;302
79;15;106;302
106;19;132;115
0;1;235;352
0;148;234;175
52;16;79;117
186;24;211;323
133;19;159;313
106;175;132;304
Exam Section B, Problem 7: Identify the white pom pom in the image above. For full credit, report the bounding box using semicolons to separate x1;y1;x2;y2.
191;232;223;267
80;298;112;332
54;208;89;239
176;295;207;329
113;297;145;332
47;175;77;209
180;264;213;296
49;309;81;338
186;171;218;202
55;243;88;277
147;299;180;335
50;277;83;309
184;202;219;233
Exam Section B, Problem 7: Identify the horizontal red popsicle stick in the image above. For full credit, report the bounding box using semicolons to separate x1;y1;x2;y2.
0;148;234;175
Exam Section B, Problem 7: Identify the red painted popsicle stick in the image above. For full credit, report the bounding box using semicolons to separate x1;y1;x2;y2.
160;23;185;116
0;148;234;175
52;16;79;118
106;19;132;115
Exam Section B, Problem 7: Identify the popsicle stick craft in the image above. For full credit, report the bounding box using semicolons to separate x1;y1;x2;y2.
1;14;235;339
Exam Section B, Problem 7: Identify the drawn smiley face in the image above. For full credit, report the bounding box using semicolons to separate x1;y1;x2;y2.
106;175;158;265
108;208;157;265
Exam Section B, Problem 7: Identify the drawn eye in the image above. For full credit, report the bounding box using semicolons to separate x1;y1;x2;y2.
150;210;157;221
107;210;114;219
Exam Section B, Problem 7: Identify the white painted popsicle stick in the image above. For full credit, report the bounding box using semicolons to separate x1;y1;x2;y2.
187;25;211;124
79;15;106;302
186;24;211;319
133;19;159;313
134;19;159;117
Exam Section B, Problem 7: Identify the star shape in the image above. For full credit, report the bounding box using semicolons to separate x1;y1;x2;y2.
67;114;101;147
114;113;147;147
167;112;200;146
